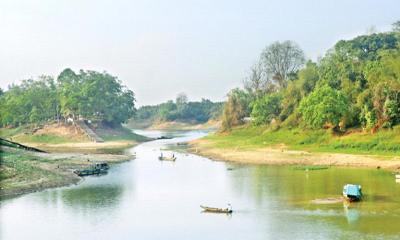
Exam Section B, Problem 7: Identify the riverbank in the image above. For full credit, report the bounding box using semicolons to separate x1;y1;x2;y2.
0;146;134;199
189;126;400;170
0;123;148;199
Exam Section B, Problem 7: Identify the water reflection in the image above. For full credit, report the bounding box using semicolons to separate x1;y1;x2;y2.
343;201;360;224
61;184;123;211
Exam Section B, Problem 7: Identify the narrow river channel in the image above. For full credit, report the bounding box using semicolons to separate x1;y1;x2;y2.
1;130;400;239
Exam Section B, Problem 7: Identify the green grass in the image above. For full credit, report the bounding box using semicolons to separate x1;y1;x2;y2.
96;126;149;142
14;134;78;144
0;126;27;138
0;149;58;182
204;125;400;156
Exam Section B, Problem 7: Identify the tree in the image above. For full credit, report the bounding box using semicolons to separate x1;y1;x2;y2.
392;20;400;32
244;62;275;100
260;40;305;89
176;92;188;105
251;93;282;125
299;85;349;129
221;88;251;131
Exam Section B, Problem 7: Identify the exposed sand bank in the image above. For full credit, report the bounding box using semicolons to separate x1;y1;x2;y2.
189;139;400;171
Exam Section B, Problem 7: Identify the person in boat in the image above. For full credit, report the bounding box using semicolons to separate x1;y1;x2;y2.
227;204;232;212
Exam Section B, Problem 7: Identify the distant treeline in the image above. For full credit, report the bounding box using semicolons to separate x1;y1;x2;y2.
0;69;135;127
134;93;223;125
222;21;400;132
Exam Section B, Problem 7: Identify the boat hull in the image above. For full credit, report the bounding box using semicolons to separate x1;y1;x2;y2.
200;205;232;214
158;156;176;161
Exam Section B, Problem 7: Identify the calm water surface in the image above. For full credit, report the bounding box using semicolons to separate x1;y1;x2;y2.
1;130;400;239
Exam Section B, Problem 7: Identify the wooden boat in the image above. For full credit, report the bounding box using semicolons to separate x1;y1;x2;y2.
74;162;109;176
176;142;188;146
156;136;172;140
200;205;232;214
158;156;177;161
343;184;362;201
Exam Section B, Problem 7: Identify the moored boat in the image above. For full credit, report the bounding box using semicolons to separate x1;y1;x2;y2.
200;205;232;214
74;162;109;176
343;184;362;201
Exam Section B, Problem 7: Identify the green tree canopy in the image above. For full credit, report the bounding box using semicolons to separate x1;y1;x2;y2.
299;85;349;129
251;93;282;125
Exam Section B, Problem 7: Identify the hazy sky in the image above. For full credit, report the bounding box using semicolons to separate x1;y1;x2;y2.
0;0;399;106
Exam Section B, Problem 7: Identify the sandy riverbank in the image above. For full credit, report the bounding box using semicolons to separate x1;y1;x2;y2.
189;139;400;171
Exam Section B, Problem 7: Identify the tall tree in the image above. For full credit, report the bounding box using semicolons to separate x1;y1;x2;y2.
392;20;400;32
260;40;305;89
244;62;274;100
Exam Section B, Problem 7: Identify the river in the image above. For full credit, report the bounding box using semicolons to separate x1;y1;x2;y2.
1;130;400;239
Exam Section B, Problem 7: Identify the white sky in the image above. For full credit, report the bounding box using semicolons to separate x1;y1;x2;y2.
0;0;399;106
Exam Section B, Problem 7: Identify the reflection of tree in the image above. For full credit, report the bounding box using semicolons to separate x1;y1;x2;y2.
61;184;124;212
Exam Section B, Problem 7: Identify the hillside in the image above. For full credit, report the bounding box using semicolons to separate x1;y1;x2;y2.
0;122;148;153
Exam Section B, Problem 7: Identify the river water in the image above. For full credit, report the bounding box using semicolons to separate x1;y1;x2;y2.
1;130;400;239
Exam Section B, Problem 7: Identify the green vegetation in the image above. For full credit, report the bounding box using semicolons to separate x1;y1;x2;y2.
222;22;400;140
204;125;400;155
0;69;135;127
299;85;348;129
11;134;79;144
96;125;149;142
132;92;223;128
0;148;68;197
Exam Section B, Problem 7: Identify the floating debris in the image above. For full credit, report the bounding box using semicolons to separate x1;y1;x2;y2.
311;197;343;204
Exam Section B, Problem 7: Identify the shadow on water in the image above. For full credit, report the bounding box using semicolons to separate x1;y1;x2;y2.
60;185;124;211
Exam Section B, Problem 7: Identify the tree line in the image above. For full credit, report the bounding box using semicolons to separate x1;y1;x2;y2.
134;93;223;124
222;21;400;133
0;69;136;127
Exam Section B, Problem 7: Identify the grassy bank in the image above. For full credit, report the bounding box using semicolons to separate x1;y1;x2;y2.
0;123;147;199
0;146;133;199
0;123;150;153
189;125;400;170
204;125;400;156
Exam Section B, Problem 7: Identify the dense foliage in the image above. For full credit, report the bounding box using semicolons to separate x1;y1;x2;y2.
0;69;135;126
299;86;348;129
222;24;400;132
134;93;223;125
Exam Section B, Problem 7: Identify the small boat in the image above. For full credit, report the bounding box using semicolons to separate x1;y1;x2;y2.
74;162;109;177
156;136;172;140
158;155;177;161
343;184;362;201
200;205;232;214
